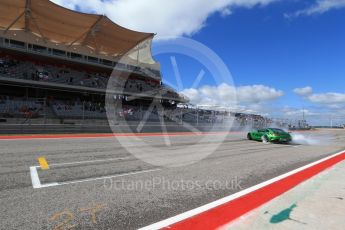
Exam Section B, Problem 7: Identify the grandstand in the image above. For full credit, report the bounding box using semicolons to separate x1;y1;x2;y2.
0;0;187;128
0;0;276;134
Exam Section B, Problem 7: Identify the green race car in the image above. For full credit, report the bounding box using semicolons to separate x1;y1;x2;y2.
247;128;292;143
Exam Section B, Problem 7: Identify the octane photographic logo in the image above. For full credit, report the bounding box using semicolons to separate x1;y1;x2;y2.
105;37;236;168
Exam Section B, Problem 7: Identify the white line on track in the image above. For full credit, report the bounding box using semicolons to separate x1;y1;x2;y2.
29;166;41;189
48;156;132;167
30;166;60;189
139;149;345;230
30;159;161;189
57;168;161;186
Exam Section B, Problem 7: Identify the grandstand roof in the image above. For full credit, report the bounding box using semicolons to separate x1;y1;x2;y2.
0;0;154;57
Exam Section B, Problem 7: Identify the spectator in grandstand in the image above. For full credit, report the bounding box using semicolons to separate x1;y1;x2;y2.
0;95;5;104
0;56;180;100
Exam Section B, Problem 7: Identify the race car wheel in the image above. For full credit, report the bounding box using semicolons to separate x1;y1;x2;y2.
261;135;269;143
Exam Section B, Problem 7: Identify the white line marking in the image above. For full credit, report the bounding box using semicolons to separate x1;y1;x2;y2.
29;165;161;189
29;156;153;189
139;149;345;230
40;183;60;188
56;168;161;186
30;166;42;189
48;157;132;167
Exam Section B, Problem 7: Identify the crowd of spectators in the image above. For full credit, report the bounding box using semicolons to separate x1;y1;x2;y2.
0;95;43;118
234;113;272;128
0;56;109;88
0;95;272;128
0;56;174;94
0;94;272;132
0;56;183;101
52;100;106;119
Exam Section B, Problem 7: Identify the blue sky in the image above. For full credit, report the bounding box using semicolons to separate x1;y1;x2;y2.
52;0;345;125
153;1;345;125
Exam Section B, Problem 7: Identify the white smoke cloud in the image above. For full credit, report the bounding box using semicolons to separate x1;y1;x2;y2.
51;0;278;38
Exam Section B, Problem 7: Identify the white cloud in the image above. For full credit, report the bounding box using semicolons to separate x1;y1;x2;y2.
282;106;319;117
294;86;345;108
293;86;313;96
292;86;345;125
285;0;345;18
220;8;232;17
236;85;284;103
51;0;278;38
307;92;345;104
181;83;284;113
181;84;344;125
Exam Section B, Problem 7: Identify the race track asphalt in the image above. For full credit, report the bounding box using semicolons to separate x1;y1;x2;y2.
0;129;344;229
